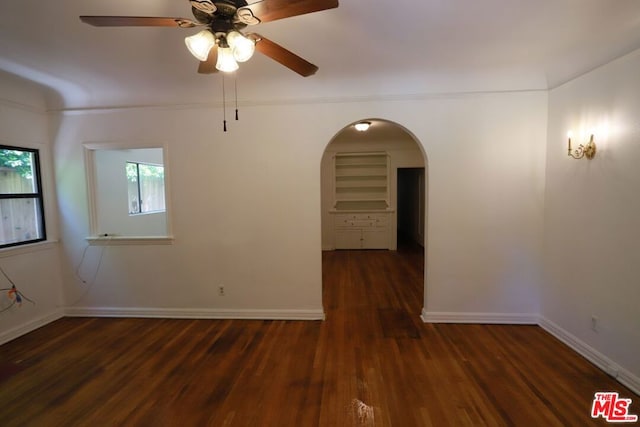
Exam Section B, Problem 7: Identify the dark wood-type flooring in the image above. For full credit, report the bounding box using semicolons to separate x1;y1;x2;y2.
0;242;637;426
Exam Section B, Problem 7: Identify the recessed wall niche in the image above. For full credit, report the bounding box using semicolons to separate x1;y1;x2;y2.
83;142;173;244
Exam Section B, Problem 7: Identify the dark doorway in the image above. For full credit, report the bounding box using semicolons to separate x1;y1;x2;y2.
397;168;425;248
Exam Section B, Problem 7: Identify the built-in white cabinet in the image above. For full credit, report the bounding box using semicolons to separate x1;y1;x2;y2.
330;152;392;249
333;212;390;249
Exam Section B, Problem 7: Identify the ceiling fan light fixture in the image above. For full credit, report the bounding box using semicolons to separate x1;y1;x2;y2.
79;0;339;78
216;46;239;72
185;30;216;61
227;31;256;63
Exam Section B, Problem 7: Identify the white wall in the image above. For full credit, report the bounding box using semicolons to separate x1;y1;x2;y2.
0;71;64;344
418;93;547;320
52;91;547;322
543;49;640;391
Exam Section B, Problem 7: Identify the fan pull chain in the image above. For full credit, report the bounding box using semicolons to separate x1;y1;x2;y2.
235;74;239;121
222;73;227;132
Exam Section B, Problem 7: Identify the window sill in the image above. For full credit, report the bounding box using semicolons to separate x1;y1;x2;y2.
86;236;174;246
128;210;166;217
0;240;59;258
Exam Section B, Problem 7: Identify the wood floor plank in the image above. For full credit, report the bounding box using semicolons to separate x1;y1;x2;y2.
0;243;637;426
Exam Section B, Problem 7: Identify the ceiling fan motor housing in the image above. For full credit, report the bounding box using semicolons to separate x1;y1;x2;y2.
192;0;250;32
215;1;242;16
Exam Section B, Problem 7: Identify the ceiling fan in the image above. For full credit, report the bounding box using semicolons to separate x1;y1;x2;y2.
80;0;339;77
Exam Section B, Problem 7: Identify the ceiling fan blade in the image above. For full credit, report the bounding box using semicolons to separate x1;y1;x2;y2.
251;34;318;77
243;0;338;23
198;48;219;74
79;16;199;28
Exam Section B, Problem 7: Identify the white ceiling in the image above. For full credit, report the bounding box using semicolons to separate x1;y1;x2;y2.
1;0;640;110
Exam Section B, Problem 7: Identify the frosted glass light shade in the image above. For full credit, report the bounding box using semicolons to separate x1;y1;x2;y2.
184;30;216;61
355;122;371;131
216;47;239;72
226;31;255;62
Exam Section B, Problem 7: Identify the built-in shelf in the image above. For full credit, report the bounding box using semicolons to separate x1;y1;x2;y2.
331;152;391;249
333;152;389;211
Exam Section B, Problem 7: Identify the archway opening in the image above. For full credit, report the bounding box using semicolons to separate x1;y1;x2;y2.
320;118;428;318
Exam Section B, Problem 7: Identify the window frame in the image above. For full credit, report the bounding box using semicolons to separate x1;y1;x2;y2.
83;141;173;245
0;144;47;249
126;160;166;215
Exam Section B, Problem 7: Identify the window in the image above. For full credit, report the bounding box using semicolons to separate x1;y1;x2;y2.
126;162;165;215
0;146;46;248
85;144;171;240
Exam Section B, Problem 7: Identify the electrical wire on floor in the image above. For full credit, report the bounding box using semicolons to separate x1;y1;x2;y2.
0;265;35;314
68;236;110;307
74;242;92;284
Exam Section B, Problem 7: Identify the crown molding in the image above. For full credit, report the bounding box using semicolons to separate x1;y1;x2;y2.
50;88;548;115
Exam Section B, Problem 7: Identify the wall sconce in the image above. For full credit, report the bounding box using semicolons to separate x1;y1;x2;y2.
567;132;596;159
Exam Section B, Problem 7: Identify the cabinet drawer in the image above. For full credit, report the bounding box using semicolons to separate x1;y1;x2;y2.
352;220;377;228
334;213;388;228
334;214;359;221
335;219;375;228
373;215;388;227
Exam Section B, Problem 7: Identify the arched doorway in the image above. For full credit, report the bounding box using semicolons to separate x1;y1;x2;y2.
320;118;428;316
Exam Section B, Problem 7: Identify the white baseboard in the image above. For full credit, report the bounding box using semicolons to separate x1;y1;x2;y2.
64;306;326;321
539;317;640;396
0;309;64;345
420;309;640;396
420;309;538;324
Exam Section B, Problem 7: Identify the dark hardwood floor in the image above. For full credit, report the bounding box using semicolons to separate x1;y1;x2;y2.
0;244;637;426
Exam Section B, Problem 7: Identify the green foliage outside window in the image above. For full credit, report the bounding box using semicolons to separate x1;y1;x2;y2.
126;163;164;182
0;149;33;179
126;162;165;214
0;146;45;247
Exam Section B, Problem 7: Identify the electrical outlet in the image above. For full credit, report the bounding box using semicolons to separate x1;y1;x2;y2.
591;316;599;332
218;286;225;296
